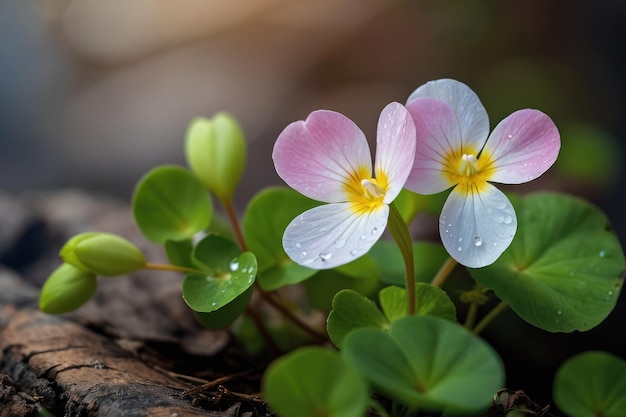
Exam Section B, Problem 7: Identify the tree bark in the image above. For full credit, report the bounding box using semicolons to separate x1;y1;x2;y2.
0;305;222;417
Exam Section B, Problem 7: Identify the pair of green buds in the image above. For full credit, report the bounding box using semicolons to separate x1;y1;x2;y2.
39;232;146;314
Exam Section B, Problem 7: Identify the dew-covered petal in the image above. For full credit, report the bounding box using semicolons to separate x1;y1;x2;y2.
440;183;517;268
407;79;490;153
272;110;372;203
283;203;389;270
403;97;460;194
374;102;417;203
483;109;560;184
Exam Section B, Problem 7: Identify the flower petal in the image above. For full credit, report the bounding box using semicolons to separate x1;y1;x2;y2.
374;102;417;203
404;97;460;194
272;110;372;203
440;183;516;268
482;109;561;184
407;79;490;153
283;203;389;270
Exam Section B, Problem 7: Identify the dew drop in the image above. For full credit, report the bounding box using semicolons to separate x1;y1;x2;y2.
473;236;483;247
350;249;359;256
556;310;562;315
599;250;606;258
319;252;332;262
295;242;302;248
228;259;239;271
503;215;513;225
360;234;367;240
211;302;217;307
458;237;463;243
299;251;307;258
241;267;248;274
448;223;452;227
608;290;614;296
457;247;463;252
335;238;346;249
371;227;379;235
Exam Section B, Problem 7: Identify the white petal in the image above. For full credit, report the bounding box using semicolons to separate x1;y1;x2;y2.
407;79;490;153
283;203;389;270
374;102;416;203
439;184;516;268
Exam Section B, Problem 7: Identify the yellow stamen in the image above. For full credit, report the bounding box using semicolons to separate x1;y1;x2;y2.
442;148;496;194
343;166;389;215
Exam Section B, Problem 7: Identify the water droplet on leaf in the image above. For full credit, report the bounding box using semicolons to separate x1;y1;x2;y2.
229;259;239;271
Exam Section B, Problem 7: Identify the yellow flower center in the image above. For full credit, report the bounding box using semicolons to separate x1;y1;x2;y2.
442;147;496;193
344;166;389;215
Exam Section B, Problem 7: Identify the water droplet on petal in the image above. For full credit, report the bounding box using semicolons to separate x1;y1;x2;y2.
319;252;332;262
299;251;307;258
457;247;463;252
458;237;463;243
360;234;367;240
473;236;483;247
335;238;346;249
350;249;359;256
371;227;379;235
295;242;302;248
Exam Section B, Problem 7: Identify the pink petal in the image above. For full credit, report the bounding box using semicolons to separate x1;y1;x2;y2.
374;102;417;203
440;183;517;268
407;79;490;152
483;109;561;184
404;98;461;194
272;110;372;203
283;202;388;270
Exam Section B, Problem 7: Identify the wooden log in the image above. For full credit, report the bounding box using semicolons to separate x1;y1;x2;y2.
0;305;226;416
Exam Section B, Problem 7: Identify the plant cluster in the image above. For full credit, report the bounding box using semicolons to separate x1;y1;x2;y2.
39;79;625;416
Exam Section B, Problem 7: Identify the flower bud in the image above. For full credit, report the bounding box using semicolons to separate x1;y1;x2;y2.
60;232;146;276
39;263;97;314
185;112;247;202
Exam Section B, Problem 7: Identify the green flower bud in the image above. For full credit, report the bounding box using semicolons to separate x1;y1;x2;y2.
39;263;97;314
60;232;146;276
184;112;247;202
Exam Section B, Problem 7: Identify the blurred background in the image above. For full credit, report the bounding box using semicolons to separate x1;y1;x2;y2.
2;0;625;406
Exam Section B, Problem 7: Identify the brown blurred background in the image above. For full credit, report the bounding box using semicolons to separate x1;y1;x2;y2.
2;0;625;209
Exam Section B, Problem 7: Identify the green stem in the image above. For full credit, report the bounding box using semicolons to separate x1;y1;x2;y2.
387;203;416;315
472;301;509;335
464;302;479;329
144;262;205;275
430;256;457;288
245;305;282;355
222;198;248;252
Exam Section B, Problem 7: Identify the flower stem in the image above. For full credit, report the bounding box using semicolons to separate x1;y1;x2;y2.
222;198;248;252
259;290;330;344
431;256;457;288
144;262;205;275
464;302;479;329
388;203;416;315
472;300;509;335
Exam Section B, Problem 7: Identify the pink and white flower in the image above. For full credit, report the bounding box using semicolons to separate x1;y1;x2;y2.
404;79;560;268
272;102;416;269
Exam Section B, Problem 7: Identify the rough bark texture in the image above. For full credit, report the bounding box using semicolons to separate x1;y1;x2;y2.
0;191;257;417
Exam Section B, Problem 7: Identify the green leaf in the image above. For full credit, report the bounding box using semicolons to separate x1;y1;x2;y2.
326;289;388;349
471;193;624;332
343;316;504;414
39;264;97;314
263;347;369;417
370;241;449;286
164;238;194;268
243;187;319;290
194;286;254;330
379;284;457;323
182;234;256;312
554;351;626;417
305;255;380;312
132;165;212;243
